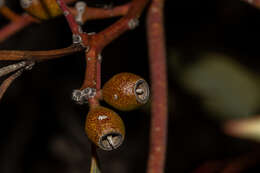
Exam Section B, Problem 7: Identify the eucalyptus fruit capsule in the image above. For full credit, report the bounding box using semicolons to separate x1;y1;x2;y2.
20;0;62;20
85;106;125;151
102;72;150;111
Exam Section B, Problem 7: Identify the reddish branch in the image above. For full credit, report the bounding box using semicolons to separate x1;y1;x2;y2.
81;0;149;94
0;44;84;61
56;1;148;172
0;69;23;100
57;0;83;36
146;0;168;173
0;2;129;43
56;0;149;107
70;3;130;22
93;0;148;51
0;14;37;43
0;6;20;21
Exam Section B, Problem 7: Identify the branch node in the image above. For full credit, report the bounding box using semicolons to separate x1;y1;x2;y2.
128;18;139;30
63;10;69;16
72;87;96;104
24;60;35;70
0;61;26;78
72;34;82;44
98;54;102;63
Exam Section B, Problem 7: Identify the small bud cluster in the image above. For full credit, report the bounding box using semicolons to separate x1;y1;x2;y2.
20;0;62;20
75;1;86;25
72;87;96;105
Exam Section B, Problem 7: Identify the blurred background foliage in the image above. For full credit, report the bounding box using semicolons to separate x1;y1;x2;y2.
0;0;260;173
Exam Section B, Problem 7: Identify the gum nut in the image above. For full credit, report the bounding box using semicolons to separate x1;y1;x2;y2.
102;72;150;111
85;106;125;151
20;0;61;20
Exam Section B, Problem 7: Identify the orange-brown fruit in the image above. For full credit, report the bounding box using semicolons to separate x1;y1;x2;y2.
85;106;125;151
20;0;62;20
102;72;150;111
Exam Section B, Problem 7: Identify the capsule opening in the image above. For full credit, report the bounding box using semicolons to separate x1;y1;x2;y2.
99;132;124;151
134;79;150;104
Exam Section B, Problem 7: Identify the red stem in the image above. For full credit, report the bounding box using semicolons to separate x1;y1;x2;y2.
146;0;168;173
81;49;98;89
0;6;20;21
93;0;148;51
82;48;100;109
0;2;130;44
56;0;82;35
81;0;148;93
0;69;23;101
82;3;130;21
0;14;37;43
0;44;84;61
96;54;101;90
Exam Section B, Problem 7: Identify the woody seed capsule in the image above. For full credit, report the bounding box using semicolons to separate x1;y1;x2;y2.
102;72;150;111
85;106;125;151
20;0;62;20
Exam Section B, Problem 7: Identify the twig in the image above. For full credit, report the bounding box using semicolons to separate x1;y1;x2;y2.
0;6;20;21
57;2;102;172
83;49;100;109
96;54;101;91
0;69;23;100
0;14;37;43
92;0;148;51
58;0;149;107
80;0;148;93
70;3;130;22
0;43;85;61
0;0;76;43
0;60;34;100
0;61;27;77
69;0;148;172
57;0;83;35
0;3;130;43
146;0;168;173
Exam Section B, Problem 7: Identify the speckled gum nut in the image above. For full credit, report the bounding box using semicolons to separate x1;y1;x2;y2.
85;106;125;151
20;0;62;20
102;72;150;111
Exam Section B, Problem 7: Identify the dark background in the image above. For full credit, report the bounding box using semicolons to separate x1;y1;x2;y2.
0;0;260;172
